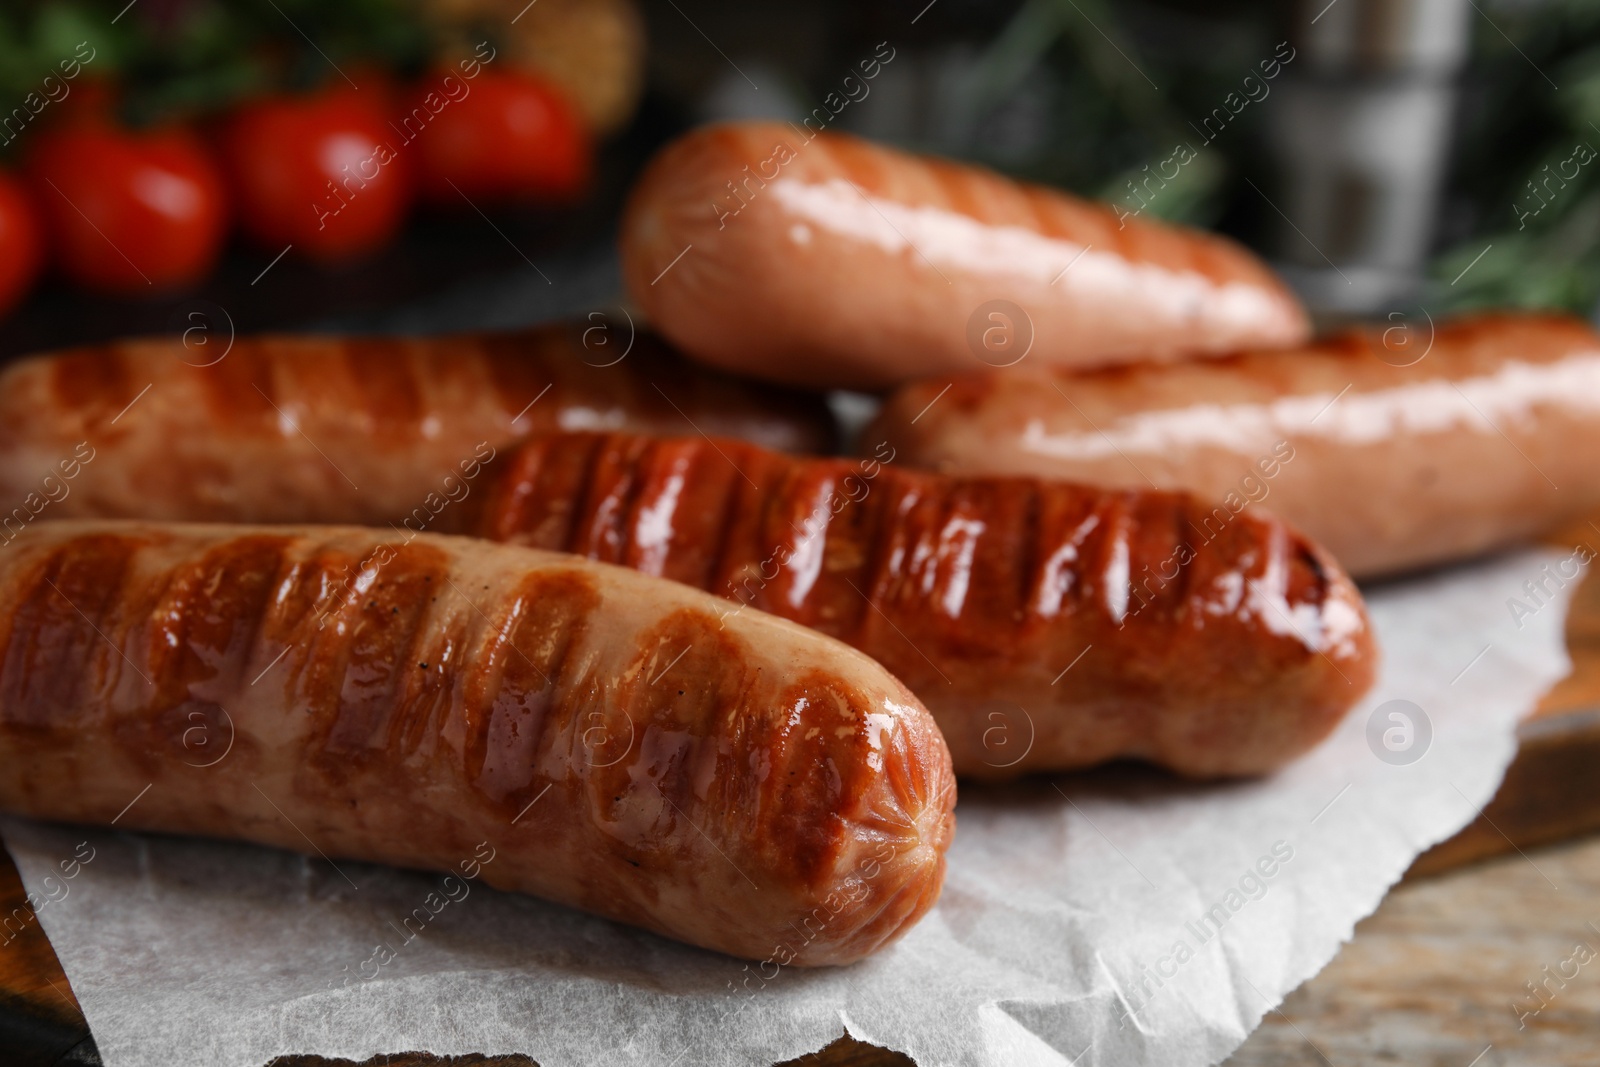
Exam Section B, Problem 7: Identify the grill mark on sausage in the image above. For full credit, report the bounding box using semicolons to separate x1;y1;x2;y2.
977;479;1030;632
619;438;698;579
818;131;892;198
509;434;573;550
257;545;355;685
581;434;656;566
1186;229;1231;282
476;439;533;545
483;435;557;548
200;340;277;425
986;173;1035;234
480;332;557;430
715;455;790;623
828;465;899;641
464;567;598;813
699;440;757;595
394;599;466;762
703;462;754;607
921;477;983;623
300;542;451;768
589;607;747;866
1122;491;1189;623
799;459;875;639
1176;500;1233;620
1081;491;1130;623
933;477;1021;635
1292;538;1332;610
752;459;833;625
710;123;762;179
0;534;138;729
345;339;423;431
1010;481;1045;626
104;534;285;769
608;331;665;396
924;155;990;222
1159;497;1202;617
1019;181;1069;242
758;669;889;892
50;348;131;425
850;471;920;636
666;438;746;588
553;433;612;550
564;434;628;562
144;535;288;698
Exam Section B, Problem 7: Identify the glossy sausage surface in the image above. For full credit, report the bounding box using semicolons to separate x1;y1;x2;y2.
0;521;953;965
0;322;835;533
475;432;1378;778
868;313;1600;578
621;122;1309;390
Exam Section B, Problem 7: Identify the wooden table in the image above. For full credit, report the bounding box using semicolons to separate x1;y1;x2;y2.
1228;834;1600;1067
7;527;1600;1066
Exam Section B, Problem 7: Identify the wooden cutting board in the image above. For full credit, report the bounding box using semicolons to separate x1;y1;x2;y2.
1409;513;1600;875
5;526;1599;1067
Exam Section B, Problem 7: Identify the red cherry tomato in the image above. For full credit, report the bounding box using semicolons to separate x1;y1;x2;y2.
219;87;413;263
0;171;43;317
27;123;229;294
411;70;590;204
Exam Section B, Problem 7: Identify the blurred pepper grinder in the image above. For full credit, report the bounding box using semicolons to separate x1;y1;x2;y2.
1267;0;1472;319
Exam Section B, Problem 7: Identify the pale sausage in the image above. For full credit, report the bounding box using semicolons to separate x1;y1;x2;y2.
621;122;1309;389
867;313;1600;578
0;322;835;536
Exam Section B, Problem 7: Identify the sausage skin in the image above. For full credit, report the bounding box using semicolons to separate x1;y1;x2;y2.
0;521;954;965
620;122;1309;390
474;432;1378;778
867;313;1600;578
0;322;835;532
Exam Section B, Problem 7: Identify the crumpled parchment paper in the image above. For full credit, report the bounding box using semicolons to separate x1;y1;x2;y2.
2;547;1578;1067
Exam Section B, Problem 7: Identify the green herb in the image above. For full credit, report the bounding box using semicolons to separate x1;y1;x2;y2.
0;0;440;138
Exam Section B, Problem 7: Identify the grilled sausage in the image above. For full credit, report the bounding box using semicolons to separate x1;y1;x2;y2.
0;322;835;535
620;122;1309;390
0;521;954;966
867;312;1600;578
473;431;1378;778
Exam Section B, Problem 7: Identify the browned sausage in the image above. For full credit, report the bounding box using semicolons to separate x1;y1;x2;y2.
0;521;954;966
866;312;1600;578
0;322;834;537
621;122;1309;390
473;431;1378;779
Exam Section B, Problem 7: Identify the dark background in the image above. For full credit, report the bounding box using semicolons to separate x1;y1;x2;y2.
0;0;1594;358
